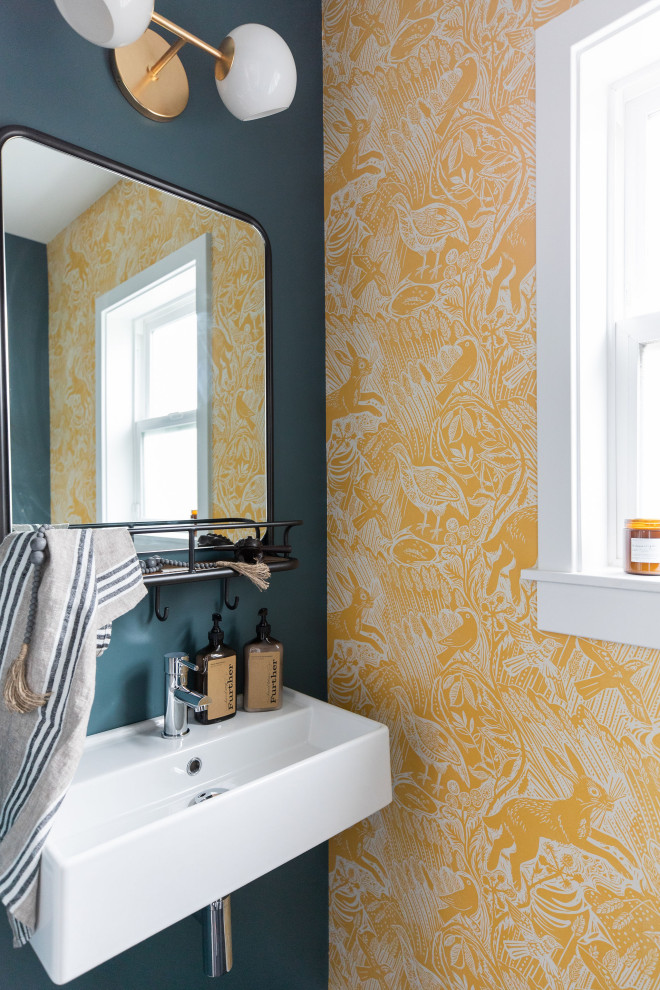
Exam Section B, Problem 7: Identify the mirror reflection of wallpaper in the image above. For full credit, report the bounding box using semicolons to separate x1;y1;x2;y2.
47;178;266;523
324;1;660;989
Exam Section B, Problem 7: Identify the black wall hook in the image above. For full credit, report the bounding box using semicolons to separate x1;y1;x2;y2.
152;576;238;621
154;586;169;622
224;577;239;611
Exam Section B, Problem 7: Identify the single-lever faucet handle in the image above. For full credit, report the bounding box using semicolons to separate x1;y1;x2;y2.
164;652;199;675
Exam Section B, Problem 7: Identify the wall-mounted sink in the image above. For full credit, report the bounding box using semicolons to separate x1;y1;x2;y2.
30;688;391;984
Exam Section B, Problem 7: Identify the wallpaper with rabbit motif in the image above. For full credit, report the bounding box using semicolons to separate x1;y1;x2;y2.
47;178;266;524
324;0;660;988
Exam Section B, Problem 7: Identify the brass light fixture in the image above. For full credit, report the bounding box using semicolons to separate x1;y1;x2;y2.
53;0;297;122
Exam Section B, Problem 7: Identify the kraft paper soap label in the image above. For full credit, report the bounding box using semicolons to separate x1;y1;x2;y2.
247;651;280;709
206;656;235;720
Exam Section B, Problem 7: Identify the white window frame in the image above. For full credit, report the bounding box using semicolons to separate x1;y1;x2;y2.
525;0;660;649
95;234;212;523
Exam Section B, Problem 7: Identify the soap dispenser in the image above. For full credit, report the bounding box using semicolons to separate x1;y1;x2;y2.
243;608;283;712
194;613;237;724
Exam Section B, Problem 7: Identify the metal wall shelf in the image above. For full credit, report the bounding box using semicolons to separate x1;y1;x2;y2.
125;518;302;619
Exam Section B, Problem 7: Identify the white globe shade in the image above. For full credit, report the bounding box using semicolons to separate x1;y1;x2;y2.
216;24;297;121
54;0;154;48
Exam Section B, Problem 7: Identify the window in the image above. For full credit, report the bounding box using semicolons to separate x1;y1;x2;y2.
614;77;660;532
96;235;211;523
526;0;660;649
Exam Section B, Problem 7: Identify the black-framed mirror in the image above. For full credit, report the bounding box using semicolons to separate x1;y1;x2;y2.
0;126;273;541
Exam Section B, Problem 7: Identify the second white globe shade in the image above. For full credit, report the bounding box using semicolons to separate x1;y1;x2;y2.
216;24;297;121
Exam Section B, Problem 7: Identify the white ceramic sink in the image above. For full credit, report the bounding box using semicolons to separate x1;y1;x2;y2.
30;688;391;984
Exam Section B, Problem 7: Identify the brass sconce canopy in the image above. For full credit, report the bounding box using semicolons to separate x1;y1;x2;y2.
53;1;296;122
111;13;234;122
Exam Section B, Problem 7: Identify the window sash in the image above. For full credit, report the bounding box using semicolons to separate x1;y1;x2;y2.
135;292;196;422
138;418;197;520
614;314;660;542
622;82;660;316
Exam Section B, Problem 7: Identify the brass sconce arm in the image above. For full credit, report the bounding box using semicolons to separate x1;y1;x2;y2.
149;12;233;77
143;36;185;82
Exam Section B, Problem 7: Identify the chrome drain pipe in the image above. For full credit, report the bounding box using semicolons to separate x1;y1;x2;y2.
202;896;232;977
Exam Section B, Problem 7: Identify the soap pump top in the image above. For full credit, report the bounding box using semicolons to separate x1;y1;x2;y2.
208;612;224;648
256;608;270;639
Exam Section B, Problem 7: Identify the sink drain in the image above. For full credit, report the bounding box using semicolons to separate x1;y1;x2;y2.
192;789;228;805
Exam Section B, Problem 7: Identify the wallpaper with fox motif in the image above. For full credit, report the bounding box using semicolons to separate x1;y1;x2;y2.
324;0;660;988
47;178;266;524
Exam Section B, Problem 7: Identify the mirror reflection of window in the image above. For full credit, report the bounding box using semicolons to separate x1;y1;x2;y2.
96;235;211;522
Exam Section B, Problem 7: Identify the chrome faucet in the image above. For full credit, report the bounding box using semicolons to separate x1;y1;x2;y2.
163;653;210;738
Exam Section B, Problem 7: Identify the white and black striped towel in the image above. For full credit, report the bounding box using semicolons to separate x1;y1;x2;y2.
0;528;146;946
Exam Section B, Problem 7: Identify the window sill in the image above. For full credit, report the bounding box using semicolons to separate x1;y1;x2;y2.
522;566;660;648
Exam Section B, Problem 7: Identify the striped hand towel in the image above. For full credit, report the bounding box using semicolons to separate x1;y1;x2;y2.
0;527;146;946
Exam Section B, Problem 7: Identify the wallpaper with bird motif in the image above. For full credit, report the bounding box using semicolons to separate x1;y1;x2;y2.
47;178;266;524
323;0;660;988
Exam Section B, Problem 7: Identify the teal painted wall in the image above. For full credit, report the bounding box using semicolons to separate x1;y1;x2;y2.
0;2;327;988
5;233;51;525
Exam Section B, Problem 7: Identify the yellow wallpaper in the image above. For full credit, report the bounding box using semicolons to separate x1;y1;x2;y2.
324;1;660;988
47;178;266;523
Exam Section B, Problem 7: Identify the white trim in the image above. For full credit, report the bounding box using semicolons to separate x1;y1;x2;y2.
523;565;660;591
533;0;660;648
523;568;660;649
536;9;577;573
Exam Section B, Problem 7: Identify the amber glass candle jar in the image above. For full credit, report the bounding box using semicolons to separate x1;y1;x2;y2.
624;519;660;574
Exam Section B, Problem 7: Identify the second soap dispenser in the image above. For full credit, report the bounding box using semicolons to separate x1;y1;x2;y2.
194;613;237;724
243;608;283;712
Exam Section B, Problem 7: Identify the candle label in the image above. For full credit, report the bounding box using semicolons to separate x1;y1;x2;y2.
630;537;660;563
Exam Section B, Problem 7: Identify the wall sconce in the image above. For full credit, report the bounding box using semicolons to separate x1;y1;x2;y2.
53;0;297;122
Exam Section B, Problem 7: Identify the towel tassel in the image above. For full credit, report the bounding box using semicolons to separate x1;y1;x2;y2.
225;559;271;590
4;644;51;713
3;527;51;713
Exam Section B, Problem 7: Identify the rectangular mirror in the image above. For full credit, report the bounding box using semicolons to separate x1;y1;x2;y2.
0;127;273;539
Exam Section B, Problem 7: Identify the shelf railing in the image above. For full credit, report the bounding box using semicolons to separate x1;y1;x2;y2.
125;517;302;586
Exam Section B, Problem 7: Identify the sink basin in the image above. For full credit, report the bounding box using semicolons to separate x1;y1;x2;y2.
30;688;391;984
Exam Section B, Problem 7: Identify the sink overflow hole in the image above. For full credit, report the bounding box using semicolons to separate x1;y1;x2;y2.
186;757;202;776
193;789;228;804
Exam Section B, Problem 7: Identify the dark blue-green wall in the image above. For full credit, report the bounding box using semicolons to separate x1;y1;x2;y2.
0;2;327;988
5;232;51;525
